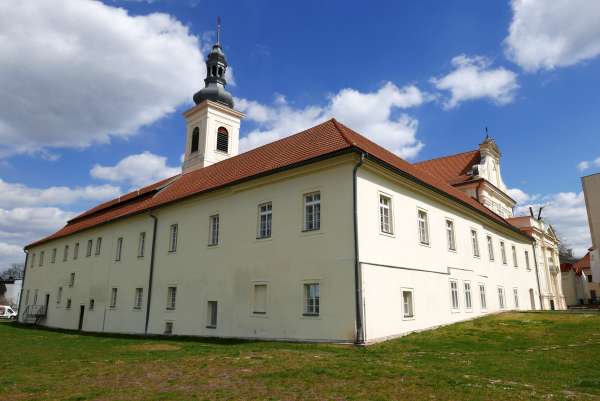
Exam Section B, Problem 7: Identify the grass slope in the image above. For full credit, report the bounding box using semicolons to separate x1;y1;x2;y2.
1;312;600;401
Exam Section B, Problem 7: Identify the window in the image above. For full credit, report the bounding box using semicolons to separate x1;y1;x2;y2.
304;192;321;231
253;284;268;315
208;215;219;246
51;248;57;263
164;321;174;335
134;288;143;309
417;210;430;245
63;245;69;262
500;242;507;265
138;232;146;257
66;298;72;309
110;288;118;308
479;284;487;310
167;286;177;310
303;283;320;316
74;243;79;260
498;287;505;309
86;240;93;257
402;290;414;318
379;194;393;234
512;245;518;267
207;301;218;328
446;220;456;251
30;253;36;268
464;282;472;309
89;299;95;310
257;202;272;239
450;280;460;310
33;289;38;304
190;127;199;153
168;224;178;252
471;230;480;257
25;290;30;305
216;127;229;153
69;272;75;287
57;287;62;304
95;237;102;255
39;251;44;266
525;250;531;270
587;275;593;283
513;288;519;308
115;237;123;261
487;235;495;261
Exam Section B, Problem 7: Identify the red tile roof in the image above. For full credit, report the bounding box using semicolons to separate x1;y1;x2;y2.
26;119;529;249
415;150;480;185
575;252;591;273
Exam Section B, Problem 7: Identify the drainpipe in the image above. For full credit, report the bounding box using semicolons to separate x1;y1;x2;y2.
531;241;544;310
353;152;366;345
144;213;158;335
16;250;29;321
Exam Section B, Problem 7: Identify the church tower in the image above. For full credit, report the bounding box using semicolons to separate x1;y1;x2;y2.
182;18;244;173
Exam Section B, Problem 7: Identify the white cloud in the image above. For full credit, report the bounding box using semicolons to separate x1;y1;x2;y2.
505;0;600;72
91;151;179;188
507;187;534;204
0;0;205;157
577;157;600;172
431;55;519;109
237;82;429;159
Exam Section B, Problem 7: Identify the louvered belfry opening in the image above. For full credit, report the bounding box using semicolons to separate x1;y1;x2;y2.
216;127;229;153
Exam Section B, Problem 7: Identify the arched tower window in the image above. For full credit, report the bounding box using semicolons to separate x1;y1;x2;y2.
216;127;229;153
211;65;217;76
191;127;200;153
218;67;223;77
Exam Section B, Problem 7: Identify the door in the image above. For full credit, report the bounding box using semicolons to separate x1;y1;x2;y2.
78;305;85;331
529;289;535;310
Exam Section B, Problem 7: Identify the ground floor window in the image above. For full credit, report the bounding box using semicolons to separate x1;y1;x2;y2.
134;288;143;309
402;289;414;318
450;280;459;310
498;287;505;309
167;286;177;310
303;283;320;316
464;282;472;310
207;301;218;328
253;284;268;315
479;284;487;310
110;288;118;308
513;288;519;309
164;321;173;335
89;299;95;310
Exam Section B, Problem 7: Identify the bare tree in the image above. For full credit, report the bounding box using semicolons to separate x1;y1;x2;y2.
0;263;24;280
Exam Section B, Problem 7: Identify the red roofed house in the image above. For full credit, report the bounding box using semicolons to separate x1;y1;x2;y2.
18;36;558;344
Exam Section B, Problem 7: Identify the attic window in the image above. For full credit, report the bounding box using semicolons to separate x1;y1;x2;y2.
216;127;229;153
191;127;199;153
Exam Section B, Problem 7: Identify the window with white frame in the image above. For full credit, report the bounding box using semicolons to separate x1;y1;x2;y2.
525;250;531;270
500;242;507;265
95;237;102;255
115;237;123;261
69;272;75;287
257;202;272;239
63;245;69;262
253;284;268;315
30;253;36;268
512;245;518;267
498;287;505;309
166;286;177;310
138;232;146;257
450;280;460;310
479;284;487;310
73;243;79;260
209;215;220;246
51;248;57;263
464;282;472;309
57;287;62;304
303;283;320;316
134;288;143;309
304;192;321;231
471;230;480;257
402;290;414;318
417;209;430;245
86;240;92;257
379;194;393;234
168;224;178;252
39;251;44;266
164;321;173;335
207;301;218;328
110;288;118;308
487;235;494;261
446;220;456;251
513;288;519;308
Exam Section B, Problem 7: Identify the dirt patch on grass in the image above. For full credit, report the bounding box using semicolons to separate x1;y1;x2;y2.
125;343;182;352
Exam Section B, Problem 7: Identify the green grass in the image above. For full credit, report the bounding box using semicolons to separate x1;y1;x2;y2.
2;312;600;401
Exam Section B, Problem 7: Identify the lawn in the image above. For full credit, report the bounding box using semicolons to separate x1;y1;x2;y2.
1;312;600;401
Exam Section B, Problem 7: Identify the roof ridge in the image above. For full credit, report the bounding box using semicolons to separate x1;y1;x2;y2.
415;148;480;165
331;118;357;147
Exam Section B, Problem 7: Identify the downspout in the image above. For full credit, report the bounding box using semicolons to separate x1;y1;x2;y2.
17;250;29;321
353;152;366;345
144;213;158;335
531;241;544;310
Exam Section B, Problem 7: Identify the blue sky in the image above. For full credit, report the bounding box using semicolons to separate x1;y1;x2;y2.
1;0;599;266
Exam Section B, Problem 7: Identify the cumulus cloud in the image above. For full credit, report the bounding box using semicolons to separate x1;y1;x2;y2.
237;82;429;159
431;55;519;109
577;157;600;172
0;0;204;157
505;0;600;72
91;151;179;188
507;187;536;204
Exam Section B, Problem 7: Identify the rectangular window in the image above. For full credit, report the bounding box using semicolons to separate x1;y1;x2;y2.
51;248;57;263
257;202;272;239
471;230;480;257
138;232;146;257
253;284;268;315
450;280;460;310
464;282;472;309
86;240;93;257
66;298;72;309
33;290;38;305
63;245;69;262
74;243;79;260
512;245;518;267
164;321;173;335
525;250;531;270
30;253;36;268
303;283;320;316
57;287;62;304
208;215;219;246
446;220;456;251
134;288;143;309
169;224;178;252
25;290;30;305
115;237;123;261
69;272;75;287
418;210;430;245
500;242;507;265
379;194;393;234
479;284;487;310
498;287;505;309
513;288;519;308
167;286;177;310
39;251;44;266
95;237;102;255
89;299;95;310
207;301;218;328
110;288;118;308
402;290;414;318
304;192;321;231
487;235;495;261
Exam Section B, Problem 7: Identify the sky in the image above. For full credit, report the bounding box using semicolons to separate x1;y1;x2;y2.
1;0;599;268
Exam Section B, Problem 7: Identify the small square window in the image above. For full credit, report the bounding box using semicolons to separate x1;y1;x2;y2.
164;321;174;335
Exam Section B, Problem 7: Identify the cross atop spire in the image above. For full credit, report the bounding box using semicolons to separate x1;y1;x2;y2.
216;16;221;46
